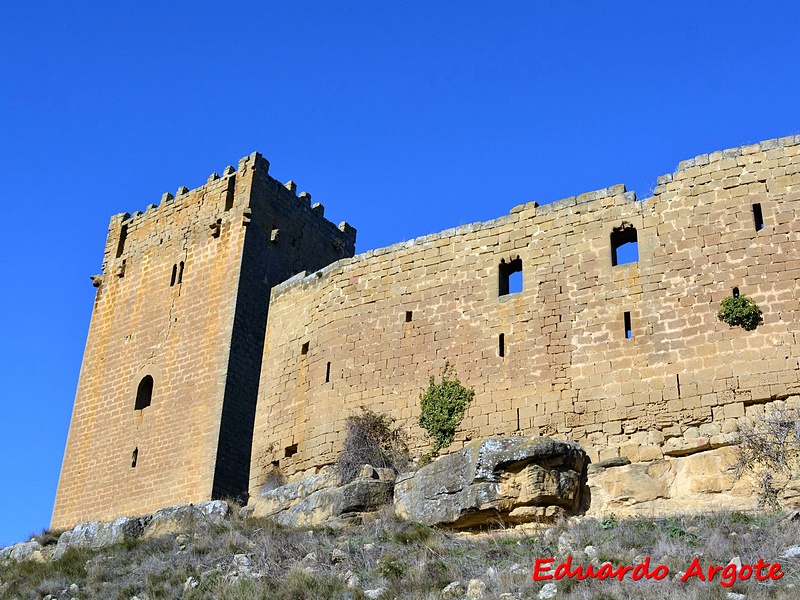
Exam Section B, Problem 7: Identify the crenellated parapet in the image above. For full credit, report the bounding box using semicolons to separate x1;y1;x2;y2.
98;152;356;283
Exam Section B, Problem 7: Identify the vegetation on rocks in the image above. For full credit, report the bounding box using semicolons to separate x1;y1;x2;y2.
336;407;409;485
732;402;800;509
3;510;800;599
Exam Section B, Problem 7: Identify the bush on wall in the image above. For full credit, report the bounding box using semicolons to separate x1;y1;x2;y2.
419;361;474;456
717;294;762;331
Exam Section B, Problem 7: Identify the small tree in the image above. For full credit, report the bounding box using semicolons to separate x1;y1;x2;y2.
731;403;800;510
336;407;409;485
418;362;474;456
717;294;763;331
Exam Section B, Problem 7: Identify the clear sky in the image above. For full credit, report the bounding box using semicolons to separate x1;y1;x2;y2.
2;1;799;547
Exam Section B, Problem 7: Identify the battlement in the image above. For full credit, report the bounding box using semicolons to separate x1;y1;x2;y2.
100;152;356;281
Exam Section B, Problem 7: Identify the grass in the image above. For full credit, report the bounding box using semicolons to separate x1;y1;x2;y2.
2;509;800;599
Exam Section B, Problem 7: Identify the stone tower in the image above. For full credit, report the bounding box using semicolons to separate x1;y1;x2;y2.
51;153;356;529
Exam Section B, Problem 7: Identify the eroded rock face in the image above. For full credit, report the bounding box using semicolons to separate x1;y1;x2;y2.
586;446;761;517
393;437;588;528
142;500;230;539
249;465;395;527
0;541;49;565
52;516;150;560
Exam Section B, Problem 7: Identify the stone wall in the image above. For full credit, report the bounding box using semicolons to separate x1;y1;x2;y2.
250;135;800;503
52;153;355;530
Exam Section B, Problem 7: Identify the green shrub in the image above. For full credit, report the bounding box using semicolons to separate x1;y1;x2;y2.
418;362;474;454
717;294;762;330
336;407;409;484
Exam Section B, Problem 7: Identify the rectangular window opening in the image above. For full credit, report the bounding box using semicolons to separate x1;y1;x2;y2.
131;447;138;468
405;311;413;322
499;257;523;296
170;264;177;287
116;224;128;258
224;178;235;211
177;261;184;285
284;444;298;458
611;224;638;266
753;203;764;231
325;361;331;383
624;311;632;339
301;342;309;355
499;333;505;357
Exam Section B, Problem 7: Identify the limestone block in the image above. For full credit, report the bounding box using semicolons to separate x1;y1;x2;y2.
142;500;229;539
393;437;587;528
53;516;150;560
1;541;46;564
662;436;711;457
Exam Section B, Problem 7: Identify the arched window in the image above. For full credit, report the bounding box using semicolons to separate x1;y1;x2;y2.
135;375;153;410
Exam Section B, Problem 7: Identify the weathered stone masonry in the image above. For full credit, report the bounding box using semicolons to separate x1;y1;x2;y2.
250;136;800;508
52;153;355;530
54;135;800;529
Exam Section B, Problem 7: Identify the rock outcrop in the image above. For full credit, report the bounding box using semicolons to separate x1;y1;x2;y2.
393;437;588;528
45;501;229;562
142;500;229;539
53;516;149;560
586;446;759;517
249;465;395;527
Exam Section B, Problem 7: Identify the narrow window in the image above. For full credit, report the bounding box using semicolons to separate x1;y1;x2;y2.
224;178;235;211
284;444;298;458
610;224;638;266
499;333;505;357
516;407;521;431
405;311;413;322
753;203;764;231
676;374;681;398
301;342;309;355
325;361;331;383
131;447;138;468
135;375;153;410
177;261;184;284
732;287;740;298
170;264;177;287
499;257;523;296
116;224;128;258
624;312;632;339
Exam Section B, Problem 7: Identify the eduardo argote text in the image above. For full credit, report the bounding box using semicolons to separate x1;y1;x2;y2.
533;556;784;588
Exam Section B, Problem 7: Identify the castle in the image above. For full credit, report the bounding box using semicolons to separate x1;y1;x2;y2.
53;136;800;529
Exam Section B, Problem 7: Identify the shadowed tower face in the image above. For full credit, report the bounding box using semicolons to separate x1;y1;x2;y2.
51;153;356;530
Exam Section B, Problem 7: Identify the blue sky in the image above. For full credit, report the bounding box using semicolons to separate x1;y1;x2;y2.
1;1;799;546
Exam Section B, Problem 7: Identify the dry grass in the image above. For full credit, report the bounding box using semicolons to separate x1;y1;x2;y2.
2;510;800;599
